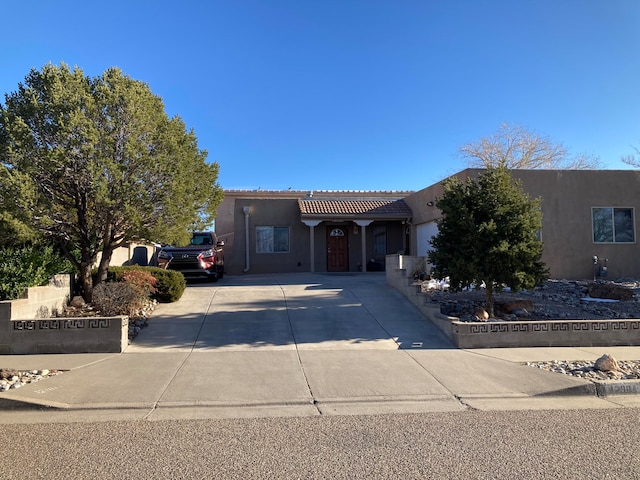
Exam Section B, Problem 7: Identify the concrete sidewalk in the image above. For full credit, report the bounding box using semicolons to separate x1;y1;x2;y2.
1;273;640;423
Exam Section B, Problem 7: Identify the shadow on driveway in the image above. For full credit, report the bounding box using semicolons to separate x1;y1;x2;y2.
128;273;455;352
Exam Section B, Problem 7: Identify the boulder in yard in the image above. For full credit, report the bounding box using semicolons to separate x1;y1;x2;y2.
496;299;535;314
594;354;619;372
588;282;633;301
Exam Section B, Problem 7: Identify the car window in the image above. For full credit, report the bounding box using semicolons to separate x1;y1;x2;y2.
190;234;212;245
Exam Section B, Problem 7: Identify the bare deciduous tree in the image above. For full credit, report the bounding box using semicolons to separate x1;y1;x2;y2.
460;123;602;170
622;145;640;168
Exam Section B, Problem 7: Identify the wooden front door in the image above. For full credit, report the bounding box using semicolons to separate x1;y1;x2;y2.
327;226;349;272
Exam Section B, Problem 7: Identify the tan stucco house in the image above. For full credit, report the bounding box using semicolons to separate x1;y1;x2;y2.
216;169;640;280
215;190;413;275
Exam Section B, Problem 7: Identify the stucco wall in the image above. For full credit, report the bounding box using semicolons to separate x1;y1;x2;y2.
405;169;640;280
98;242;157;268
217;191;409;275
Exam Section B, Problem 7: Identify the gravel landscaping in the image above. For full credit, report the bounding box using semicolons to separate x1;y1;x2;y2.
0;368;63;392
425;279;640;321
527;359;640;381
423;279;640;382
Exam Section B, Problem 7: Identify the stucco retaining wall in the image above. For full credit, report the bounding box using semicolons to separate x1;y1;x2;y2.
449;317;640;349
386;254;640;348
1;316;129;354
0;274;72;322
0;274;128;354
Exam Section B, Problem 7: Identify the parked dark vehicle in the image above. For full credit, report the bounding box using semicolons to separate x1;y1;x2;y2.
157;232;224;281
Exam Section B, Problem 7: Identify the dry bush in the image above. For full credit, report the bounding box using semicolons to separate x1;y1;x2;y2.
122;269;157;298
92;282;139;316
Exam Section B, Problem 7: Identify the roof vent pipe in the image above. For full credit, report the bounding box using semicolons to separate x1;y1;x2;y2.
243;206;251;272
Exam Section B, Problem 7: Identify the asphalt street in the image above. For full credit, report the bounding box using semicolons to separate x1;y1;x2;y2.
2;409;640;479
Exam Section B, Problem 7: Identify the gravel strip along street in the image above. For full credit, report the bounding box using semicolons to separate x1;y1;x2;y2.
0;369;63;392
526;360;640;380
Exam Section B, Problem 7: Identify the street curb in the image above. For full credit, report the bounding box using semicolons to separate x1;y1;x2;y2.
536;383;598;397
593;379;640;397
536;380;640;398
0;396;64;411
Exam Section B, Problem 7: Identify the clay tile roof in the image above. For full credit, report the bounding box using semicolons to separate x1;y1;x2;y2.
298;198;412;217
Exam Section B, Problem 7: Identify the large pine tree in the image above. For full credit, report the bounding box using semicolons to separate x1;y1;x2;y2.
429;167;548;316
0;63;223;301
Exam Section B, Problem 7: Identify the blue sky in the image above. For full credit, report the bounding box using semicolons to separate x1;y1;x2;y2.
2;1;639;191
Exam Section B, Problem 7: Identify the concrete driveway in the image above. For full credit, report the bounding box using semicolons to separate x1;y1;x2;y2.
3;272;634;421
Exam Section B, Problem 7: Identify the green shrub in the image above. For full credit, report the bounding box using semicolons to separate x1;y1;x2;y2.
0;244;74;301
104;266;185;303
147;267;186;303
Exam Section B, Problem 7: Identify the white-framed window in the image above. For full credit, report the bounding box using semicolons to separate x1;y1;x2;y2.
592;207;635;243
256;226;290;253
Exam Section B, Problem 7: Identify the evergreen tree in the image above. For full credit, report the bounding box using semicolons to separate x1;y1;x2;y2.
0;63;223;301
429;167;548;316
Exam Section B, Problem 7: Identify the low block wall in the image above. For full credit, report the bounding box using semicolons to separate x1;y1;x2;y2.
1;316;129;354
450;317;640;349
386;254;640;349
0;274;72;321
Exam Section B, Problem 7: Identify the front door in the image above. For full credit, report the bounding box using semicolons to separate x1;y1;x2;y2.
327;226;348;272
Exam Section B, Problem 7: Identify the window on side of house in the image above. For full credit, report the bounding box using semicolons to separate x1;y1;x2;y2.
592;207;635;243
256;226;290;253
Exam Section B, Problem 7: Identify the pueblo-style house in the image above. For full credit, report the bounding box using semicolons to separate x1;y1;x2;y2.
215;169;640;280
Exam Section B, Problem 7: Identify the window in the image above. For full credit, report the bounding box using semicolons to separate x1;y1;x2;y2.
373;225;387;261
256;226;290;253
592;207;635;243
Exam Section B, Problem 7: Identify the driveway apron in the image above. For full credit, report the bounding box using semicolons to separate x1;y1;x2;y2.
139;273;463;410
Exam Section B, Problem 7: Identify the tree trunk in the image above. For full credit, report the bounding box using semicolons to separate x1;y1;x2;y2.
79;261;94;304
77;244;97;303
485;282;494;318
95;241;117;287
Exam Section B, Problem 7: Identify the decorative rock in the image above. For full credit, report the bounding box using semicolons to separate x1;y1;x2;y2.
594;354;619;372
588;282;634;301
474;307;489;321
497;299;535;314
0;369;62;392
70;296;86;308
528;359;640;380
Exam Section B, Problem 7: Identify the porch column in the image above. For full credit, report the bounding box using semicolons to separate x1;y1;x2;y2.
354;220;373;272
302;220;322;272
243;206;251;273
